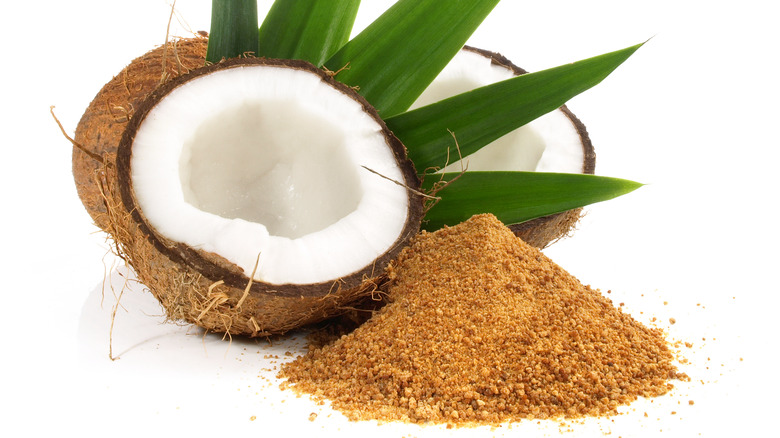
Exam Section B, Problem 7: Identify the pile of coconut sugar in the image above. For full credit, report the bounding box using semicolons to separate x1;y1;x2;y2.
280;214;687;425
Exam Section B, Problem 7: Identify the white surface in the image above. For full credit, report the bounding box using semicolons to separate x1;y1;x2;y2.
3;1;778;436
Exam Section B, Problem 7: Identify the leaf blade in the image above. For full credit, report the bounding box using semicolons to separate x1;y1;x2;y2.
387;43;644;172
206;0;259;63
422;171;642;231
325;0;501;117
257;0;361;67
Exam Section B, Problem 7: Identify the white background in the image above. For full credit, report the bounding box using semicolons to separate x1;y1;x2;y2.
3;1;778;436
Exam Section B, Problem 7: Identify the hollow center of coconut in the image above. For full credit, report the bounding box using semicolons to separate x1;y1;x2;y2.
180;100;361;239
409;49;585;174
128;62;416;285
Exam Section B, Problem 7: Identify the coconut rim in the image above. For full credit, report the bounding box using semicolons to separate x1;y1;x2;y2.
116;56;424;298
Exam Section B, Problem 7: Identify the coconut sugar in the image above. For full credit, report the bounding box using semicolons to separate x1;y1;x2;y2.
280;214;687;425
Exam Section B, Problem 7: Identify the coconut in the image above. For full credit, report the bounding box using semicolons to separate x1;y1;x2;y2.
73;38;422;336
410;46;596;248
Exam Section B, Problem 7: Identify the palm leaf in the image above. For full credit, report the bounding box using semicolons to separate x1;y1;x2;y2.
257;0;360;66
422;171;642;231
206;0;259;63
387;43;644;172
325;0;500;117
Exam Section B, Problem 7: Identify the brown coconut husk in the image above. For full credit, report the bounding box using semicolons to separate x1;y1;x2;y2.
462;46;597;248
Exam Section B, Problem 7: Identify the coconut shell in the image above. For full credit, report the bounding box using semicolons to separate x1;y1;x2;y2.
463;46;597;248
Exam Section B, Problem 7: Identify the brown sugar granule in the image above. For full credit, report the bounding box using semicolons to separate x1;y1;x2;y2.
279;214;687;425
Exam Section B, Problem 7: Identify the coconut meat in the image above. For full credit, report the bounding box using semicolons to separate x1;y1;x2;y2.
410;49;584;174
130;65;410;285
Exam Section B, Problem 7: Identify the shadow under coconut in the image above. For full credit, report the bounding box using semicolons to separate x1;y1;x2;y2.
77;265;313;370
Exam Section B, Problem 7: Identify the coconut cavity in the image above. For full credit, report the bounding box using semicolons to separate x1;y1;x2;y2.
125;59;419;286
180;100;361;239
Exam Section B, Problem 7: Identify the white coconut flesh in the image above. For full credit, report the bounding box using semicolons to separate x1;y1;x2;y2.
410;49;585;174
129;65;411;285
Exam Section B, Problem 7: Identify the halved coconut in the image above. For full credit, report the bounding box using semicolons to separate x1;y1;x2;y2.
410;46;596;248
74;41;422;336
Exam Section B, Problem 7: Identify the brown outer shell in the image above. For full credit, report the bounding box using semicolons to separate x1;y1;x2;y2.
116;56;423;299
462;46;597;248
